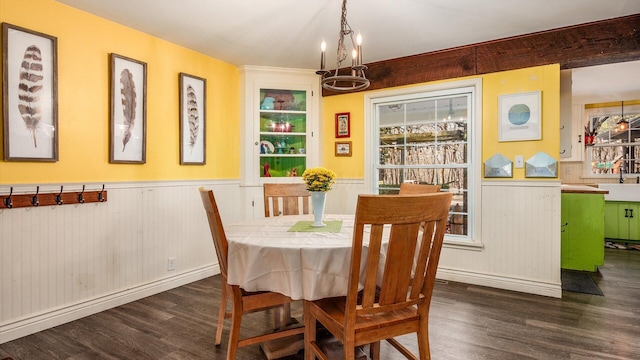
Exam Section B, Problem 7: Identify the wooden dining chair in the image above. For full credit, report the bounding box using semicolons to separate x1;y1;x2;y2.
264;183;310;217
304;192;453;360
398;183;441;194
199;187;304;360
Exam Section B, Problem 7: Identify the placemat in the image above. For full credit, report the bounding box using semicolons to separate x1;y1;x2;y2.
288;220;343;233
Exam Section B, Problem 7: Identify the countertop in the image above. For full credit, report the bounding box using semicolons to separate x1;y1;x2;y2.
561;184;609;194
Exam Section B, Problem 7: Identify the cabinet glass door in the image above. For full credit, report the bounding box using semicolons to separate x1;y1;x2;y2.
258;89;307;178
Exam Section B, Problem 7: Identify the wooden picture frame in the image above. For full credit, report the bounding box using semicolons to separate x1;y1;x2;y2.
179;73;206;165
2;23;58;161
335;112;350;138
335;141;352;157
109;53;147;164
498;91;542;142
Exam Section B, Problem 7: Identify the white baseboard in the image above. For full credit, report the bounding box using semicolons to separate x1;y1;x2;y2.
438;268;562;298
0;265;220;344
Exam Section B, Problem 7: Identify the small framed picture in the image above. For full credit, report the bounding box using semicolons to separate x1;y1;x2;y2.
110;53;147;164
498;91;542;142
179;73;206;165
2;23;58;161
335;112;350;138
335;141;352;157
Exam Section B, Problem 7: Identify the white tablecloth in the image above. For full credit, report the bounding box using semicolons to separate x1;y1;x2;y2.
226;214;364;301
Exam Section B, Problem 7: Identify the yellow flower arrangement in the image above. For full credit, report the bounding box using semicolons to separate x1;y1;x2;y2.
301;167;336;192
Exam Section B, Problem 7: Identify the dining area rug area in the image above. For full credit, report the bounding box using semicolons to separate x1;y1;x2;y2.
561;269;603;296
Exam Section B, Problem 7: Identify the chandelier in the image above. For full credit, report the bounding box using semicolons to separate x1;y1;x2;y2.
617;100;628;131
316;0;370;93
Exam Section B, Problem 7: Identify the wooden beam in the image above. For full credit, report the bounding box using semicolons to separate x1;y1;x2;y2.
322;14;640;96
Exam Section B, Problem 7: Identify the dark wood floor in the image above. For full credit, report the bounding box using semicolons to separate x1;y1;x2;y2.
2;248;640;360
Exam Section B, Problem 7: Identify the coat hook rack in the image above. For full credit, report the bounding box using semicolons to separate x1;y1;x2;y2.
0;185;108;209
77;185;85;204
56;186;64;205
98;184;105;202
3;187;13;209
31;186;40;207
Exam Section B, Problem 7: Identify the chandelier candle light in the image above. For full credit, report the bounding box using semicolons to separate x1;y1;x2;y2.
302;167;337;227
316;0;370;93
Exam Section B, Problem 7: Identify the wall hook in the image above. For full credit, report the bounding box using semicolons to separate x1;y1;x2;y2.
3;187;13;209
56;185;64;205
77;185;85;204
31;186;40;207
97;184;105;202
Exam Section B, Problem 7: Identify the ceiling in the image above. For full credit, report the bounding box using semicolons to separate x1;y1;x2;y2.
55;0;640;70
54;0;640;99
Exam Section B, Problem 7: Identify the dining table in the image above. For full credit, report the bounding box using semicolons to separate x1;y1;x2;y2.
225;214;365;301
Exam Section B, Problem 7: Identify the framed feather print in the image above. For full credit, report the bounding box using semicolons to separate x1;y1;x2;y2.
2;23;58;162
179;73;206;165
109;53;147;164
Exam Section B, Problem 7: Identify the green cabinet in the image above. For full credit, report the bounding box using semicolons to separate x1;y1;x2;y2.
604;201;640;242
561;193;605;271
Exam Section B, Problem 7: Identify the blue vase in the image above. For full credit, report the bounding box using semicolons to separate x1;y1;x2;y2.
310;191;327;227
260;97;275;110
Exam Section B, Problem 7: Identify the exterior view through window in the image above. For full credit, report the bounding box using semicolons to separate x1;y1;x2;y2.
587;103;640;176
374;91;472;239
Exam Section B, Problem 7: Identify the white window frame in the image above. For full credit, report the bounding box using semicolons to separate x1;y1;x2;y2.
364;78;483;247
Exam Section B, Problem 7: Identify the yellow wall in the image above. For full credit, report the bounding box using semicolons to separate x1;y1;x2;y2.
322;64;560;180
482;65;560;179
0;0;240;184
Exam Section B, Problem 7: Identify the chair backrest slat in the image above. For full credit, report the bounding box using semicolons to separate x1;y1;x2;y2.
346;193;452;323
263;183;310;217
361;224;383;308
379;223;421;305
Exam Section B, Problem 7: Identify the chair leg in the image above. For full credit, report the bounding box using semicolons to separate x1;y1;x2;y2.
370;341;381;360
343;344;355;360
416;319;431;360
273;307;282;330
226;300;244;360
283;302;292;325
215;284;228;345
304;301;316;360
272;302;293;330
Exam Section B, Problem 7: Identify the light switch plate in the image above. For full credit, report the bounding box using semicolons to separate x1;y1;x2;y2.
515;155;524;168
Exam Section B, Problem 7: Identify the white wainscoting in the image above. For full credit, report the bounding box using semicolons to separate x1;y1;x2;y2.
438;181;562;298
329;180;562;298
0;180;242;343
1;179;562;343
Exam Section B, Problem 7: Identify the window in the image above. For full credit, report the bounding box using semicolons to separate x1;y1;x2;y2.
586;103;640;177
365;80;481;244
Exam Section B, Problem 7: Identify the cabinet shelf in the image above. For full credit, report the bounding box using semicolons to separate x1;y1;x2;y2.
261;132;306;136
260;154;306;158
260;110;306;114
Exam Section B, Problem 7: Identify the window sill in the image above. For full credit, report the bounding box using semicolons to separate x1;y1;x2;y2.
443;238;484;251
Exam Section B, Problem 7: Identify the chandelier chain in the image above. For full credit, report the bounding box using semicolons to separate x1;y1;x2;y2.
317;0;370;93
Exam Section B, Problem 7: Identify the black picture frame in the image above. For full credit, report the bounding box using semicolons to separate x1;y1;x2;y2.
2;23;58;162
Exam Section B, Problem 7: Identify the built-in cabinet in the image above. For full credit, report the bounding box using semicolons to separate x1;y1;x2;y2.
559;70;585;162
559;104;585;162
239;66;320;218
561;192;605;271
258;88;308;178
604;201;640;243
